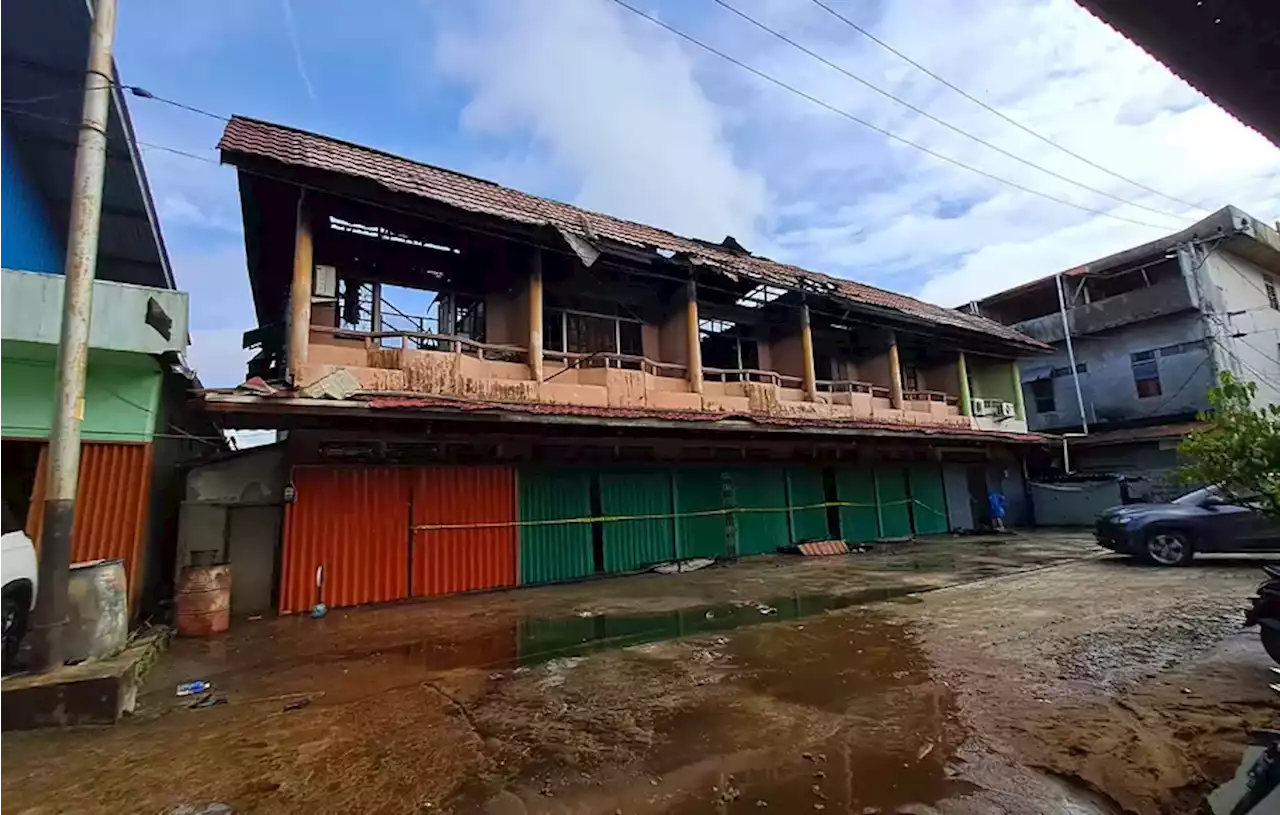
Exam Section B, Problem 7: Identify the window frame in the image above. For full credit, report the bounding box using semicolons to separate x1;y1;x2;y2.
1029;378;1055;414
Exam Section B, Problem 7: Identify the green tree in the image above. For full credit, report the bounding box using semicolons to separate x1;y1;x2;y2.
1178;371;1280;514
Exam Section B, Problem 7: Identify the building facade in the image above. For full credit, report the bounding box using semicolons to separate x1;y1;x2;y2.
974;206;1280;499
1;0;201;613
194;116;1051;614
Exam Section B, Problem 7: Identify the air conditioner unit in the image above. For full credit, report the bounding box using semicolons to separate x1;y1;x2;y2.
970;398;990;416
997;401;1017;418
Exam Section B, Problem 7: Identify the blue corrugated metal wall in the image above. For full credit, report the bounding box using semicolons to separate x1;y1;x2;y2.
1;125;63;274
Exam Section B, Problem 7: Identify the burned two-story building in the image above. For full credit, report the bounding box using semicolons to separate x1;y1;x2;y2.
974;206;1280;499
191;116;1051;614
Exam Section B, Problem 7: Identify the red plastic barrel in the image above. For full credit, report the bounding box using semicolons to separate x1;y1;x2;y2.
175;564;231;637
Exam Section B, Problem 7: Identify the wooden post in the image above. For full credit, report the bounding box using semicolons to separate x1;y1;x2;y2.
685;280;703;395
957;350;972;417
288;192;314;381
799;304;817;401
528;249;544;382
1009;360;1026;421
887;331;904;409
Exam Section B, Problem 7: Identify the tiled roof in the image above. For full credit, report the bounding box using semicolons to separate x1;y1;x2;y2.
219;116;1047;350
364;395;1045;443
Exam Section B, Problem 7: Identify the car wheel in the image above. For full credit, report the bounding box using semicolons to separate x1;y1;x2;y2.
2;589;28;674
1262;626;1280;665
1144;530;1194;566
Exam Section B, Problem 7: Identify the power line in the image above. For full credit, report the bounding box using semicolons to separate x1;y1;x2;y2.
3;82;229;123
805;0;1210;214
608;0;1173;231
711;0;1188;225
1;106;220;165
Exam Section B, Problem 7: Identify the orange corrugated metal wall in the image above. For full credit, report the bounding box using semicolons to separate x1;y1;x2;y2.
25;443;154;612
411;466;517;597
280;467;410;614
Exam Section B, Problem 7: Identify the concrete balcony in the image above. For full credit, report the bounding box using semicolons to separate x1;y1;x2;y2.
300;329;983;432
1013;278;1195;344
1;268;188;355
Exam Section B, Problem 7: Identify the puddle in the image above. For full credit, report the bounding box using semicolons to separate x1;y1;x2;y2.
507;587;935;670
372;588;936;675
654;611;975;813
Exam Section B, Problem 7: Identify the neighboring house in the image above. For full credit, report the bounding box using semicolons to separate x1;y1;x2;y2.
191;116;1051;615
0;0;205;613
973;206;1280;500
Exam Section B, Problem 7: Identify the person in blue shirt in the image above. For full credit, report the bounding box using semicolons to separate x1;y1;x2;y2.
989;490;1007;532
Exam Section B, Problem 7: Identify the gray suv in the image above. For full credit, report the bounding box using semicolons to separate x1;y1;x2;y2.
1094;486;1280;565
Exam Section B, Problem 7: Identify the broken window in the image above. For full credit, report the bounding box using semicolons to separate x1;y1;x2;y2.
1029;379;1055;414
700;320;758;378
545;309;643;360
900;364;920;392
1131;351;1162;398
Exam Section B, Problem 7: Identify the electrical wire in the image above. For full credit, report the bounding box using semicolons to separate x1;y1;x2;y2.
805;0;1210;214
0;106;221;165
607;0;1173;231
3;81;229;123
711;0;1189;224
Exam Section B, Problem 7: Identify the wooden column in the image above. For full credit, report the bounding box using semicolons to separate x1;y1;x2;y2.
799;304;817;401
957;350;972;417
528;249;544;383
288;192;314;380
685;280;703;395
887;331;904;409
1009;360;1026;421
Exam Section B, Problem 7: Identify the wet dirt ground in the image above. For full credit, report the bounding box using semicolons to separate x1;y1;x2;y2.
3;531;1275;814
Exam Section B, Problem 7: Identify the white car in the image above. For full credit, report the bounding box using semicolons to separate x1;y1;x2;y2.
2;503;38;673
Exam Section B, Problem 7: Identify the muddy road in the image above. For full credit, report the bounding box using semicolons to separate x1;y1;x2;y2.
2;533;1274;814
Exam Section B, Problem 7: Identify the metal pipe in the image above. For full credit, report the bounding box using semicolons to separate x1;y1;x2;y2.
1055;273;1088;434
30;0;119;672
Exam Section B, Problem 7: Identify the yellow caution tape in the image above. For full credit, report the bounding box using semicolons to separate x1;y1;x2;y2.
411;498;945;532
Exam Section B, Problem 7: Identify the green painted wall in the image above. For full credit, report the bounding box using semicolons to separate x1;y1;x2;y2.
970;361;1016;402
1;340;161;442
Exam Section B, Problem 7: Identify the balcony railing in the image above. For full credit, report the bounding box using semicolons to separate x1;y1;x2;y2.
904;389;951;403
815;379;875;394
311;326;528;363
704;367;805;388
545;350;688;378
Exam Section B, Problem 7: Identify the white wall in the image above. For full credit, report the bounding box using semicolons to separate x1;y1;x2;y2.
1201;248;1280;408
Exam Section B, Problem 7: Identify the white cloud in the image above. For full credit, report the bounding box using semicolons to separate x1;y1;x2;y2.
433;0;768;242
430;0;1278;307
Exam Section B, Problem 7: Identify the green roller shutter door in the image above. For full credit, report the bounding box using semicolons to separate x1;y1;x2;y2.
599;469;676;572
836;466;880;542
674;468;728;559
876;465;913;539
787;467;829;542
731;468;789;556
518;469;596;585
908;464;948;536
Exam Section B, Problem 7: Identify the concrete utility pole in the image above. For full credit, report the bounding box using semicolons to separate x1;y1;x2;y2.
30;0;118;672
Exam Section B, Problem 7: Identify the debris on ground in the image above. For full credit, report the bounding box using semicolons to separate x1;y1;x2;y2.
188;694;227;709
175;680;210;697
652;558;716;574
282;698;311;712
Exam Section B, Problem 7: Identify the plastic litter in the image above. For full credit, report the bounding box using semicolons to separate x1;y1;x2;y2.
176;681;211;697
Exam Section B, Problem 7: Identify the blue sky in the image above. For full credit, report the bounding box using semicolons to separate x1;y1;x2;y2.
113;0;1280;388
